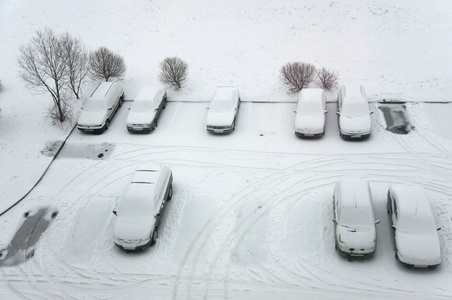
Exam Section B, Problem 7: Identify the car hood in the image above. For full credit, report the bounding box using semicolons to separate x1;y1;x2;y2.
114;218;155;241
337;225;376;250
206;110;235;126
127;111;156;125
339;115;371;134
78;110;107;125
295;114;325;133
396;231;441;265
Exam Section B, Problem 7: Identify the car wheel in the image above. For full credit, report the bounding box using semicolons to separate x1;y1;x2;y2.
150;228;158;246
167;186;173;201
163;99;167;109
105;119;110;130
153;120;158;129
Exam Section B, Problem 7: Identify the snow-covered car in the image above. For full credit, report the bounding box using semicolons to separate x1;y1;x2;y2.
113;164;173;251
77;82;124;134
336;85;372;139
206;86;240;133
333;178;379;258
387;184;441;268
126;86;167;133
294;88;327;138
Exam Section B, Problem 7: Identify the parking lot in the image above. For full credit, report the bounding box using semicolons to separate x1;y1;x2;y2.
1;101;452;299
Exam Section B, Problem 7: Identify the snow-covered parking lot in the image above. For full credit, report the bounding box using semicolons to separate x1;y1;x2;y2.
2;101;452;299
2;0;452;298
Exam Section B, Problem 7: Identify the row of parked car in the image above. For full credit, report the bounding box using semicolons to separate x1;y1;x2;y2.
110;165;442;269
334;178;442;268
76;82;373;139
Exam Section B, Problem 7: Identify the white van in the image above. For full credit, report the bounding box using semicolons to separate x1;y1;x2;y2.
294;88;327;138
333;178;379;258
126;86;167;133
113;164;173;251
336;85;372;139
77;82;124;134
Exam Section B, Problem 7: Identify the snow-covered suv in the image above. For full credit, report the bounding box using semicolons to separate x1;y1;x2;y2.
113;164;173;251
77;82;124;134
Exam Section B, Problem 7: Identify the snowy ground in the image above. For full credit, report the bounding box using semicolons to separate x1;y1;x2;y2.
2;0;452;299
1;101;452;299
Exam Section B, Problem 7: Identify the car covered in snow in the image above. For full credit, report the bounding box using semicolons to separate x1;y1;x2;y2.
206;86;240;133
77;82;124;134
336;85;372;139
126;86;167;133
294;88;327;138
387;184;441;268
333;178;379;258
113;164;173;251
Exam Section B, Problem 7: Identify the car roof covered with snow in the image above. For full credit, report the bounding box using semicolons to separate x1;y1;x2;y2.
390;184;436;227
212;86;239;103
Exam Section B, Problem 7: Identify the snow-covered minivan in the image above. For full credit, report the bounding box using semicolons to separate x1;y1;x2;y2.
126;86;167;133
206;86;240;133
336;85;372;139
113;164;173;251
77;82;124;134
294;88;327;138
333;178;379;258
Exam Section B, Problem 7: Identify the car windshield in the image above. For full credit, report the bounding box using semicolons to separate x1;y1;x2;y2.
211;99;234;112
340;207;372;228
84;99;107;111
131;100;153;112
342;102;369;116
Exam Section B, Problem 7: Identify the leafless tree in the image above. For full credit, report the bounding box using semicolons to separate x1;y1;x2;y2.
60;33;89;99
18;28;69;122
280;62;317;93
159;57;188;90
316;67;339;90
89;47;126;82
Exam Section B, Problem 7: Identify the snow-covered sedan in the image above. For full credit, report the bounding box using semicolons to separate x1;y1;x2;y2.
333;178;379;258
77;82;124;134
336;85;372;139
294;88;327;138
206;86;240;133
126;86;167;133
113;164;173;251
387;184;441;268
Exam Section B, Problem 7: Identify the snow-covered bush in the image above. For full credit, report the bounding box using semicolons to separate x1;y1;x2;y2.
159;56;188;90
316;67;339;90
89;47;126;82
280;62;316;93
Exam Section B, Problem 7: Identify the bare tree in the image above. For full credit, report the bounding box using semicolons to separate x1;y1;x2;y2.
18;28;69;122
280;62;317;93
60;33;89;99
159;57;188;90
317;67;339;90
89;47;126;82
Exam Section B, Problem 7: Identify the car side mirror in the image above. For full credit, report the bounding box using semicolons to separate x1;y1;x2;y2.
332;219;337;224
293;110;297;113
108;107;113;111
370;111;374;115
391;225;396;229
112;210;117;216
437;227;442;231
155;108;159;111
155;213;160;218
375;220;380;224
325;110;328;113
336;112;340;116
